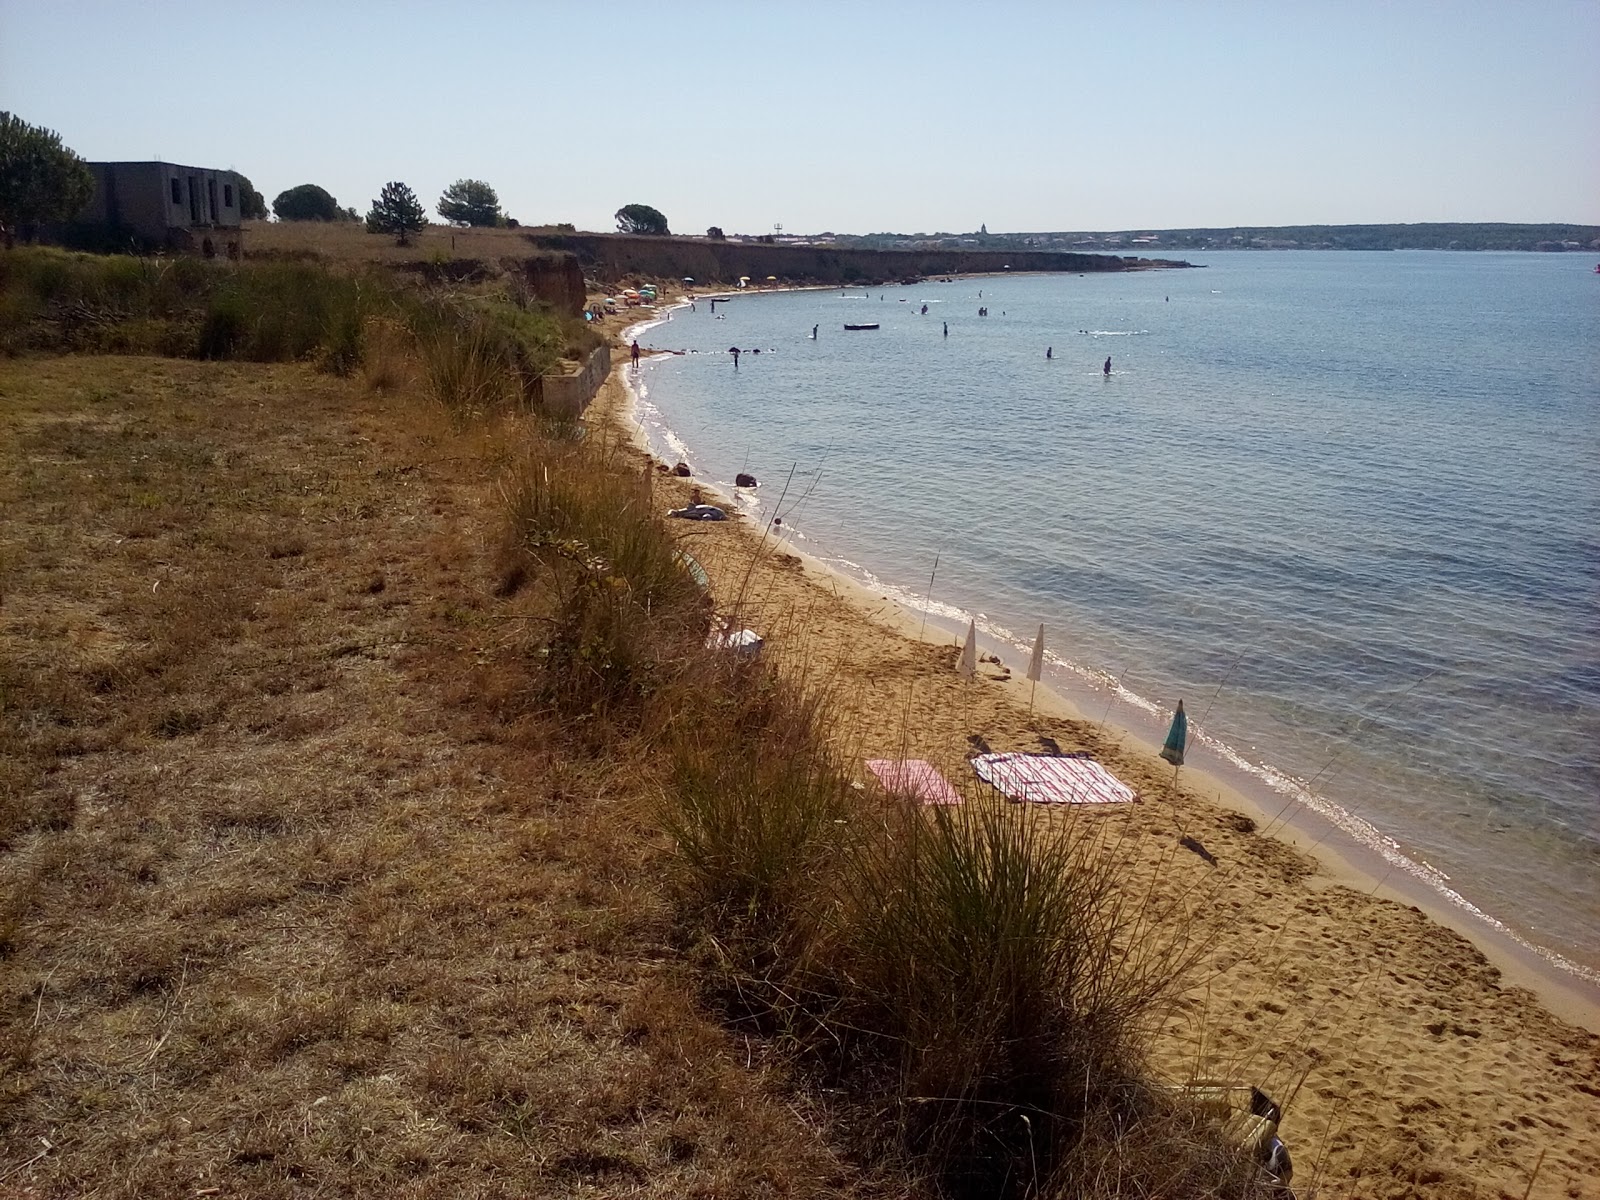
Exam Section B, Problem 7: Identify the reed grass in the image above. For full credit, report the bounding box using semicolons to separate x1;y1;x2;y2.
497;431;711;728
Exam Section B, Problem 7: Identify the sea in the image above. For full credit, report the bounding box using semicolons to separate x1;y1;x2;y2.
625;251;1600;988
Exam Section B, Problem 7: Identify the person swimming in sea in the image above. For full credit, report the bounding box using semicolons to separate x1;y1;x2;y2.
1103;355;1112;376
1046;346;1052;359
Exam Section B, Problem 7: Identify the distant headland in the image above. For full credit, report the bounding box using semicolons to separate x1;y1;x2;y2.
525;230;1193;287
829;222;1600;254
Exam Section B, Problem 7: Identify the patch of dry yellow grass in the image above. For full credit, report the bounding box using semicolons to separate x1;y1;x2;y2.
243;219;541;266
0;356;888;1197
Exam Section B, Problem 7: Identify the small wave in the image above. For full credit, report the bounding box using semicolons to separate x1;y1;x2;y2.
1081;329;1151;337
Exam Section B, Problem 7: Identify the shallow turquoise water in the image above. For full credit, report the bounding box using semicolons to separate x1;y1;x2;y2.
629;251;1600;979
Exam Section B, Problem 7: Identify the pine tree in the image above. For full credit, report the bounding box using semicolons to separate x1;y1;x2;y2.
437;179;501;227
365;181;427;245
0;111;94;246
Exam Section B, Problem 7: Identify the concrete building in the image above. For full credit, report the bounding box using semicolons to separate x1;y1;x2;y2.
78;162;244;257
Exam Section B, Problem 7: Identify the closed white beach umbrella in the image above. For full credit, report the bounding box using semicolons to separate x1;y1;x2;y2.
1026;624;1045;713
958;619;977;678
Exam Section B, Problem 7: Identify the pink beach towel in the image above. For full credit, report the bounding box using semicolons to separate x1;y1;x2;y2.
865;758;963;806
971;753;1138;805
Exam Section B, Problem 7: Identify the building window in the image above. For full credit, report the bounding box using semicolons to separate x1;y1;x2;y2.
171;178;181;205
224;184;234;207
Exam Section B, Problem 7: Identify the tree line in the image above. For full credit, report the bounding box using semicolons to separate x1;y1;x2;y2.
3;109;706;250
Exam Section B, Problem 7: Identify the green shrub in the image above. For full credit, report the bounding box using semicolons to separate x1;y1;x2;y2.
197;292;248;359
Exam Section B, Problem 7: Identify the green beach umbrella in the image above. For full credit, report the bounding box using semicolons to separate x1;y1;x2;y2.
1159;699;1187;767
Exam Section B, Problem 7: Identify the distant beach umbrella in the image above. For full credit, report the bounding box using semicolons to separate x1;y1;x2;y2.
1026;624;1045;713
1159;700;1187;767
682;277;694;283
958;619;977;678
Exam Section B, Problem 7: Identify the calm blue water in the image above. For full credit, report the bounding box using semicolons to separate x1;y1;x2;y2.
629;252;1600;980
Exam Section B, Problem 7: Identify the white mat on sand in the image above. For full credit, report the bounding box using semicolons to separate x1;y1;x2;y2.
971;753;1137;805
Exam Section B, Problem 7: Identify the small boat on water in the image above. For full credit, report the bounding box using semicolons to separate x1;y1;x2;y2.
843;322;881;331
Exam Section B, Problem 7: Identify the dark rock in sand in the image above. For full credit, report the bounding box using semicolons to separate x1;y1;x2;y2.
736;472;758;488
673;462;692;477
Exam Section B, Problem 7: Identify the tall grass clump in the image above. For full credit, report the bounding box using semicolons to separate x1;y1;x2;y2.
198;262;373;370
499;435;710;726
413;297;569;419
657;663;854;972
834;796;1203;1196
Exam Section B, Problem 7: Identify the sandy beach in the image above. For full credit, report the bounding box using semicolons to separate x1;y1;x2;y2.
598;332;1600;1199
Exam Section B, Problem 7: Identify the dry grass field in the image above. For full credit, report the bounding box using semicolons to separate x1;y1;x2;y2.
0;355;887;1197
243;220;556;266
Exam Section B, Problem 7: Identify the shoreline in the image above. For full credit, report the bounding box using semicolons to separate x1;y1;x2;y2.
617;302;1600;1033
595;332;1600;1191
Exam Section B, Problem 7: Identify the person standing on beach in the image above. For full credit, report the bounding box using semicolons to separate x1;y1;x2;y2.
1103;355;1112;377
631;340;641;368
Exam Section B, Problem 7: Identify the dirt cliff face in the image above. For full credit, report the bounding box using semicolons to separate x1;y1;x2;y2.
526;232;1185;286
518;252;585;316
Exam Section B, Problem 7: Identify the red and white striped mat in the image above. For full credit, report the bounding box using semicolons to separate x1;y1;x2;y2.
971;753;1138;805
865;758;963;806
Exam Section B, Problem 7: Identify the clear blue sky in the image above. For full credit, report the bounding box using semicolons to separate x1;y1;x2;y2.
4;0;1596;234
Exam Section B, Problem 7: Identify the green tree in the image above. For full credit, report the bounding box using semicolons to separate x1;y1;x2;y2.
437;178;501;227
706;225;725;240
0;111;94;246
235;174;268;220
615;204;669;236
272;183;343;221
365;181;428;245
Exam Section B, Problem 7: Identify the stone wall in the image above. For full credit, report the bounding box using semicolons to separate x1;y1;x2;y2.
539;345;612;418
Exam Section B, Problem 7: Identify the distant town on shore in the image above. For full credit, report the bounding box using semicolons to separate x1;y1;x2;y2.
793;222;1600;254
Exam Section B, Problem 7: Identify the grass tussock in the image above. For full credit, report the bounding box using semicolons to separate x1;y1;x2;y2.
498;434;711;728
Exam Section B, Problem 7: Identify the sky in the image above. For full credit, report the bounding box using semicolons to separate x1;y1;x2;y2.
3;0;1596;235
